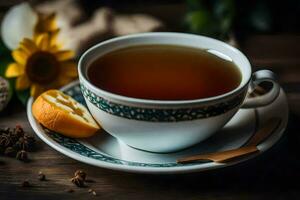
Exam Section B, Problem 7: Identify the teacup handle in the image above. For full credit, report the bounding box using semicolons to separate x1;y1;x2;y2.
241;70;280;108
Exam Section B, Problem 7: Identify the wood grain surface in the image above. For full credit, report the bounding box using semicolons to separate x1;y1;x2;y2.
1;35;300;200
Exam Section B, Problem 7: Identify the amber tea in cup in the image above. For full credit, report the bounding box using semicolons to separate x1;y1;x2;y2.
87;45;241;100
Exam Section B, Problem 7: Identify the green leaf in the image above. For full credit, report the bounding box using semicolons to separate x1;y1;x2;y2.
16;89;30;105
249;2;272;32
0;38;13;77
0;55;13;76
6;78;14;101
0;38;9;53
213;0;235;39
185;10;217;36
0;41;14;100
186;0;203;10
185;0;236;40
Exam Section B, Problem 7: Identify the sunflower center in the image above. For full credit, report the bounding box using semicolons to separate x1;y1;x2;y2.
26;51;59;84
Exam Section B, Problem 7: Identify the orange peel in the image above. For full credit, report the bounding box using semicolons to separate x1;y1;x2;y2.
32;89;100;138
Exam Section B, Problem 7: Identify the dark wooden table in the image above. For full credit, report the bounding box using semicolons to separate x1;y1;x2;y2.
1;35;300;200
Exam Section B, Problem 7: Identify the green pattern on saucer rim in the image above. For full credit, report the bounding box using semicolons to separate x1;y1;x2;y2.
45;84;180;167
80;84;246;122
49;132;179;167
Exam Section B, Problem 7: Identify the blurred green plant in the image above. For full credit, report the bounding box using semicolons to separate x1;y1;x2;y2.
0;39;29;105
0;39;14;101
185;0;235;40
185;0;273;41
0;39;11;75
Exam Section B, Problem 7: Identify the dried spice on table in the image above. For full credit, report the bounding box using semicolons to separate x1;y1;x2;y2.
65;188;75;193
71;175;85;187
0;125;36;162
4;146;16;157
0;133;12;148
74;170;86;181
16;150;28;161
21;180;30;187
38;171;46;181
71;170;87;187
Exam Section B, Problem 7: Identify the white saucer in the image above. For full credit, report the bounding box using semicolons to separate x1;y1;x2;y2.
27;81;289;174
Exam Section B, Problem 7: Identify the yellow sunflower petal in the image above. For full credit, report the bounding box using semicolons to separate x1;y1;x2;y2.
30;84;45;98
5;63;24;78
35;33;50;50
49;44;64;53
55;50;74;61
60;62;78;77
19;44;32;55
39;13;57;32
20;38;38;54
12;49;28;65
35;13;57;34
44;13;57;31
49;45;59;53
50;28;60;46
15;75;31;90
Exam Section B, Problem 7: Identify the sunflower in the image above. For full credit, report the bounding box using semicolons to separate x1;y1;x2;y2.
5;33;77;98
35;12;60;43
1;3;62;51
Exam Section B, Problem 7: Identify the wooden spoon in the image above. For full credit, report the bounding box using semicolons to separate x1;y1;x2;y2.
177;118;281;164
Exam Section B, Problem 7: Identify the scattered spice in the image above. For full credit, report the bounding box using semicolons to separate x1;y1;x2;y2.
38;171;46;181
0;134;11;147
22;134;35;151
1;127;99;197
66;188;74;193
11;125;25;143
21;180;30;187
4;146;16;157
16;150;28;162
0;126;35;162
15;133;35;151
0;127;10;135
16;169;98;197
75;170;86;181
88;189;97;196
71;169;87;187
71;175;85;187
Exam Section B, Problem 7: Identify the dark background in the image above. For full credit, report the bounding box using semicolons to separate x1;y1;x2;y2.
1;1;300;199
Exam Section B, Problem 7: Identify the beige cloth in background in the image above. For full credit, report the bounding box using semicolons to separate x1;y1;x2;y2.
35;0;164;56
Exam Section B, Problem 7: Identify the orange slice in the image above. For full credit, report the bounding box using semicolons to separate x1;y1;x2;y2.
32;89;100;138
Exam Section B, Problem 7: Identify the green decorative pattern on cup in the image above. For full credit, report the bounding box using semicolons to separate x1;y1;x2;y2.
80;84;245;122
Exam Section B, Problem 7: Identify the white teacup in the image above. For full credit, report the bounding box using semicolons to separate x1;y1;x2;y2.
78;32;280;153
